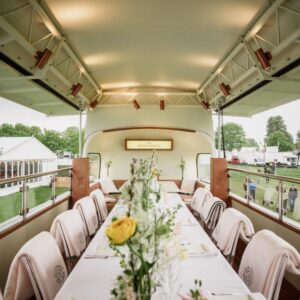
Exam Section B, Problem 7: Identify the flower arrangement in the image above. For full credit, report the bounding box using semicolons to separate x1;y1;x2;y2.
106;160;112;177
179;156;186;180
106;152;180;299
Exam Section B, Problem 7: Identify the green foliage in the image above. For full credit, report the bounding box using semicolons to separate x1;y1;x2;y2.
265;116;294;151
266;116;287;136
215;122;246;151
296;130;300;150
266;130;294;151
245;138;258;148
0;123;81;155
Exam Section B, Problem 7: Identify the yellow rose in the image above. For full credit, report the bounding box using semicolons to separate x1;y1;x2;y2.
106;217;137;245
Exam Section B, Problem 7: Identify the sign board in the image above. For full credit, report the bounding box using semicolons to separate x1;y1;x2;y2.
125;139;173;150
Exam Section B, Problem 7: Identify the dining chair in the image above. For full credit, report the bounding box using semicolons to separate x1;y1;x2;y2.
190;187;212;216
212;208;254;264
4;231;67;300
179;179;196;195
90;188;109;225
50;209;87;271
73;196;99;238
239;229;300;300
99;178;120;194
198;196;226;234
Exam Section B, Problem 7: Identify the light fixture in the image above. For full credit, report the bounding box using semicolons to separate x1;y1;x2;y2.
160;99;165;110
255;48;272;70
71;83;82;96
89;100;98;110
35;48;52;69
200;101;210;111
133;100;140;110
219;82;231;97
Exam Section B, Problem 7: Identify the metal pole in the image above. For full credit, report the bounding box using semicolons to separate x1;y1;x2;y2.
217;106;221;158
79;106;82;157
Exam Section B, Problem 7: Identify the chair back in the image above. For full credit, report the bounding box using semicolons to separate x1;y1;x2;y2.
50;209;87;258
191;187;212;213
239;229;300;300
200;196;226;231
180;179;196;195
4;232;67;300
90;188;108;224
74;196;98;236
99;178;119;194
212;208;254;260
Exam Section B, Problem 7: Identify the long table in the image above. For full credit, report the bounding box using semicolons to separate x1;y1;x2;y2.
55;193;264;300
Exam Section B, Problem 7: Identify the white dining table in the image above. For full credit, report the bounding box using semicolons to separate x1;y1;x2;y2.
55;193;265;300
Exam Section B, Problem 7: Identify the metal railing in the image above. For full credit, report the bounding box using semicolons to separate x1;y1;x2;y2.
0;167;72;230
228;167;300;229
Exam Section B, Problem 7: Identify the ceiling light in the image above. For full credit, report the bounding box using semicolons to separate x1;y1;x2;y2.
133;100;140;110
89;100;98;110
255;48;272;70
160;99;165;110
219;82;231;97
35;48;52;69
200;101;210;111
71;83;82;96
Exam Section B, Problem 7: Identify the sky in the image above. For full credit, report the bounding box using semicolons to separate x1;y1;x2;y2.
0;96;300;144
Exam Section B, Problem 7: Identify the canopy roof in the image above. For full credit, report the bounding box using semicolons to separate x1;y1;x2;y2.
0;0;299;116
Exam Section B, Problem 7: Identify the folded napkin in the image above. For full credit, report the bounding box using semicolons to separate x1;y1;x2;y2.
182;242;218;257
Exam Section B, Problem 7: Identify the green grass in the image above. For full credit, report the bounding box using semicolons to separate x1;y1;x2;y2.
229;165;300;223
0;186;69;223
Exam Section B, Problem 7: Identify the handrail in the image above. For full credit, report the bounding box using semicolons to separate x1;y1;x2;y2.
0;167;72;185
228;167;300;184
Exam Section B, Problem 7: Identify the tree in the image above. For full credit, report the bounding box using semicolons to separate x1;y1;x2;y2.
245;138;258;148
62;127;81;155
296;130;300;150
266;116;287;136
265;115;294;151
266;130;294;151
40;129;64;153
0;123;15;136
215;122;246;152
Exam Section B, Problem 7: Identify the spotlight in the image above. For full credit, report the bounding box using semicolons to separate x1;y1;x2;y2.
219;82;231;97
133;100;140;110
200;101;210;111
89;100;98;110
35;48;52;69
71;83;82;96
255;48;272;70
160;99;165;110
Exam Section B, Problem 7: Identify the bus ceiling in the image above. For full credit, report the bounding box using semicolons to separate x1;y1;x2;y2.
0;0;299;116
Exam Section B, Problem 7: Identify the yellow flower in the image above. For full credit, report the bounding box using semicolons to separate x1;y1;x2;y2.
106;217;137;245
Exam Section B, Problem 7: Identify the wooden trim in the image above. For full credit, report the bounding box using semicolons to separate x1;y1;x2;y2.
103;126;196;133
230;195;300;234
125;139;173;151
0;196;69;239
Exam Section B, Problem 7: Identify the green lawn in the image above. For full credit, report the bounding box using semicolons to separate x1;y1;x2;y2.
0;186;69;223
229;165;300;223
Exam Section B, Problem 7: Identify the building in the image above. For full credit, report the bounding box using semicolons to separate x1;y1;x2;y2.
0;137;57;195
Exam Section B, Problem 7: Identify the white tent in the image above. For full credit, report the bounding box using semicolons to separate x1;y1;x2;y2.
0;137;57;195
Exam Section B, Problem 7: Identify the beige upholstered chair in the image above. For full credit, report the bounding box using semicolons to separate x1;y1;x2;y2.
212;208;254;264
4;231;67;300
73;196;99;237
190;187;212;214
90;188;109;225
50;209;87;259
239;230;300;300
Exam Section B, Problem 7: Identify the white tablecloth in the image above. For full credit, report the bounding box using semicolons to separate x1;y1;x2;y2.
55;194;265;300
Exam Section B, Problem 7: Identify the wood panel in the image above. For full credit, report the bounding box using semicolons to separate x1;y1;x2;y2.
210;158;229;204
71;158;90;208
